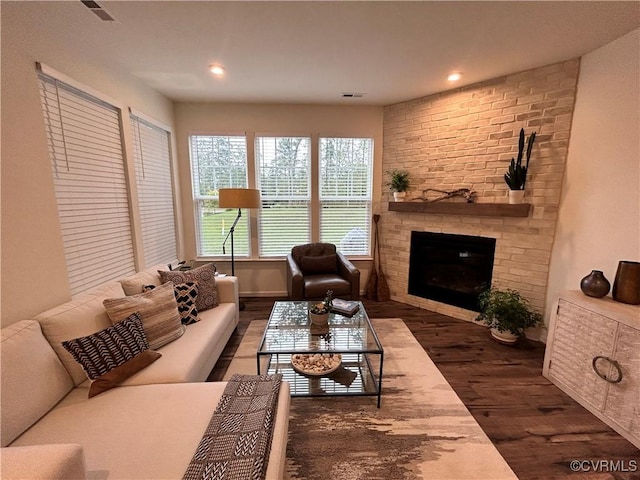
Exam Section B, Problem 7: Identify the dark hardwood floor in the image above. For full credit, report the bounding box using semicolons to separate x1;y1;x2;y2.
210;297;640;480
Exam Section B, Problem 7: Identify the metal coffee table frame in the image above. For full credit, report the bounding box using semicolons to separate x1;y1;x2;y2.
257;301;384;407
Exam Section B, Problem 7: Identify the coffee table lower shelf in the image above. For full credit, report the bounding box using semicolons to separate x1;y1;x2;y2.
258;352;383;407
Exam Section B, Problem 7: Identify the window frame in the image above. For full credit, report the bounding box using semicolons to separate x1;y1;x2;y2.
188;133;252;258
130;110;178;268
37;63;137;294
318;136;374;257
255;134;312;258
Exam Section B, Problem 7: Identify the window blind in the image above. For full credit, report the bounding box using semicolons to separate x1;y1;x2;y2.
256;136;311;257
319;137;373;256
130;115;177;267
38;73;136;294
189;135;249;257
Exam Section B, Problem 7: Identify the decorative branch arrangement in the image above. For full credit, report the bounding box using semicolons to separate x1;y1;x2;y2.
413;188;477;203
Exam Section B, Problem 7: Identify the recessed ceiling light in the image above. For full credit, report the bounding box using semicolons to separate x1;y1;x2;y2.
209;64;225;76
448;72;462;82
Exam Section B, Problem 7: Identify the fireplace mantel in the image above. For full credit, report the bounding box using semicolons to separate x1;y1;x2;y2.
388;201;531;217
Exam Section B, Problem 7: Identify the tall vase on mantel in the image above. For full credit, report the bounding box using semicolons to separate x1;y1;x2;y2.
508;190;525;204
612;260;640;305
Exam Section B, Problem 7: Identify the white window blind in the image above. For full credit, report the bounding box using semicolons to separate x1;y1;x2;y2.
38;73;136;295
189;135;249;257
130;114;177;268
320;137;373;256
256;136;311;257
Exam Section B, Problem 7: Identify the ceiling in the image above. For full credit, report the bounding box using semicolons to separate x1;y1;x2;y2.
4;1;639;106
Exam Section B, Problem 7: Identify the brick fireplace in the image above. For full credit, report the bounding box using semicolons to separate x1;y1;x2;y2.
380;59;580;337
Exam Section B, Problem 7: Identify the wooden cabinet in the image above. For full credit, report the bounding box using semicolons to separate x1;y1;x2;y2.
543;291;640;449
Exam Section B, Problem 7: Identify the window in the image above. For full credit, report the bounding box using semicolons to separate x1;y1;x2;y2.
256;136;311;257
319;138;373;255
189;135;249;256
188;134;374;259
130;114;177;267
38;71;136;294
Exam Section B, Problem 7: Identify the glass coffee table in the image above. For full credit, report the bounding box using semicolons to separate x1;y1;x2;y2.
257;301;384;407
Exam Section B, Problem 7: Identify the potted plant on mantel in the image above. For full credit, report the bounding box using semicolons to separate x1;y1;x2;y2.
388;169;410;201
476;287;542;344
504;128;536;204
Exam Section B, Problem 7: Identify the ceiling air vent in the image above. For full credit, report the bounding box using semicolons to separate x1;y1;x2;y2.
81;0;116;22
342;92;367;98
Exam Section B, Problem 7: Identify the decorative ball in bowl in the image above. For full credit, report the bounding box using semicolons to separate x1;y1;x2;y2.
291;353;342;376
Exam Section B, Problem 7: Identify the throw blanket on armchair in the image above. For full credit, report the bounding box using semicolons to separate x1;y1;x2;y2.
183;374;283;480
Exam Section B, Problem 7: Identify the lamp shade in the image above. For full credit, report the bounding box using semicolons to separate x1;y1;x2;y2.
218;188;261;209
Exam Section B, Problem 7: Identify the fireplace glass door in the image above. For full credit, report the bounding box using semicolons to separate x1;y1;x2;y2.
408;231;496;311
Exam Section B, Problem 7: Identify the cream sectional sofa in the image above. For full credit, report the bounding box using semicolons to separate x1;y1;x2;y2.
1;264;290;479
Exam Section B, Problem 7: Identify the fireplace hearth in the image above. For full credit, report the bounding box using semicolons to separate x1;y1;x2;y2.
408;231;496;311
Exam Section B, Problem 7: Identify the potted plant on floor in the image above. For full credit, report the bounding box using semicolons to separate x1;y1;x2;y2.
476;287;542;344
504;128;536;204
388;169;410;201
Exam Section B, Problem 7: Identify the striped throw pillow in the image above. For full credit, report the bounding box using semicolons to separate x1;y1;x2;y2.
103;281;185;349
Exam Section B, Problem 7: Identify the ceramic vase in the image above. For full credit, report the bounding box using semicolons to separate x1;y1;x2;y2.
579;270;611;298
612;260;640;305
393;191;406;202
508;190;525;204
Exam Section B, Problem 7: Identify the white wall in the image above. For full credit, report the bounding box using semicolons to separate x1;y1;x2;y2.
1;8;176;327
546;28;640;335
174;103;384;297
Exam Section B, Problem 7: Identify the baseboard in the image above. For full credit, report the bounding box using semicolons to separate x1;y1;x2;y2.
240;290;288;298
239;290;366;298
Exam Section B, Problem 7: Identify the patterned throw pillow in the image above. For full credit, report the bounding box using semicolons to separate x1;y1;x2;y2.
144;282;199;325
173;282;199;324
159;263;218;311
62;313;162;397
103;282;185;350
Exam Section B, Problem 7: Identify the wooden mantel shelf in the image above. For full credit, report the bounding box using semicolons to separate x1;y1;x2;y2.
388;201;531;217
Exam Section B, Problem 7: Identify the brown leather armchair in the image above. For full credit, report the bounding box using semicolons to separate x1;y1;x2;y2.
286;243;360;301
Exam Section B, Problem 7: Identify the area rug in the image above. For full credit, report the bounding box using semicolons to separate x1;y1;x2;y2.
224;318;517;480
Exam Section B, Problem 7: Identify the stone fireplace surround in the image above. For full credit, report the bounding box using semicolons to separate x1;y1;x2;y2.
380;59;580;340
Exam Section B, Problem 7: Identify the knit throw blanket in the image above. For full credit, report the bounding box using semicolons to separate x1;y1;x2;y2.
183;374;283;480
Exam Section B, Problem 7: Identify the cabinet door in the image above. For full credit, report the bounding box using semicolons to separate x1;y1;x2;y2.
603;324;640;442
547;299;617;411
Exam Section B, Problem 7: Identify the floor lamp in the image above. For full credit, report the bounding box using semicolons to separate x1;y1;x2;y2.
219;188;261;310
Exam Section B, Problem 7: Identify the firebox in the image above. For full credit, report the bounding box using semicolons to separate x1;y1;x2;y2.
408;231;496;311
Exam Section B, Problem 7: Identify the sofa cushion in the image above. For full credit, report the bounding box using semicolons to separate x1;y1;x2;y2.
35;282;125;387
117;263;167;296
0;444;87;480
61;313;162;397
9;382;290;480
300;254;338;274
1;320;74;447
103;282;185;350
144;282;199;325
117;303;237;386
159;263;218;311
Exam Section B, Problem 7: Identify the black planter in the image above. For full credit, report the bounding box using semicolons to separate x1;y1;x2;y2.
580;270;611;298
